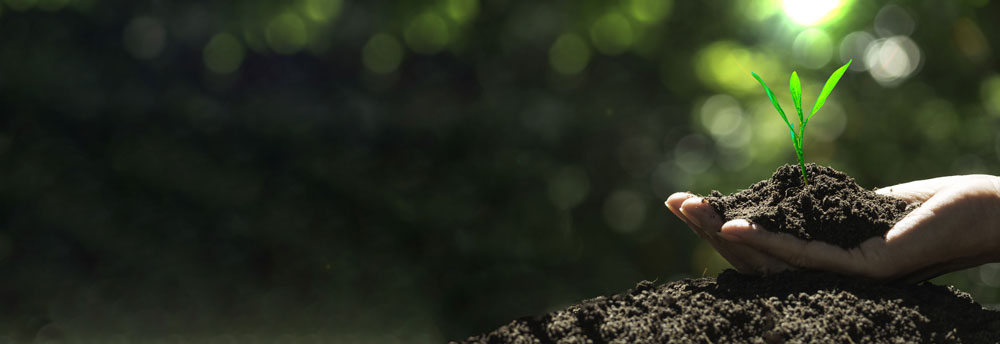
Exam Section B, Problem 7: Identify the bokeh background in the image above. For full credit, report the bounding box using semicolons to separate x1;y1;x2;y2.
1;0;1000;342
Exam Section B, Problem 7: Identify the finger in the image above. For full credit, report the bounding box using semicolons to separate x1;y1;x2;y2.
665;192;696;223
674;196;761;272
875;175;974;203
665;193;704;239
710;240;794;276
679;200;793;275
883;186;979;259
679;197;723;231
671;195;794;275
678;197;748;267
719;219;884;278
883;190;993;281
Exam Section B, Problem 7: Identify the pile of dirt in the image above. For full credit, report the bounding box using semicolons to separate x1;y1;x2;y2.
459;270;1000;343
458;164;1000;342
706;163;919;249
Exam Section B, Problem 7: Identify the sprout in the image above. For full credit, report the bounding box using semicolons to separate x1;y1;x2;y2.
751;60;852;185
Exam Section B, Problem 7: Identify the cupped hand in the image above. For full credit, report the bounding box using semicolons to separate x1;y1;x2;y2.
665;193;792;275
670;175;1000;283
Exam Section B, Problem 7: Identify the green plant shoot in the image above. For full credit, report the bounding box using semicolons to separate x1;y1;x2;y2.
751;60;852;186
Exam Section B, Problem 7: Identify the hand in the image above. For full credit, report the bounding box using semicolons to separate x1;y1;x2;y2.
670;175;1000;283
665;192;792;275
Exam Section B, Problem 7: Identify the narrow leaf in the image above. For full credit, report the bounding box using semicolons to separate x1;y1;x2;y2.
789;71;804;126
752;72;795;133
807;59;852;124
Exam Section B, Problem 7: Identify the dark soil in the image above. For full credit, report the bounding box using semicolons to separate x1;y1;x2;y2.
459;270;1000;343
706;163;919;249
459;164;1000;342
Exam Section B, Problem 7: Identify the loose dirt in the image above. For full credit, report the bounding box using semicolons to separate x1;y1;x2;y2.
706;163;918;249
460;270;1000;343
458;164;1000;343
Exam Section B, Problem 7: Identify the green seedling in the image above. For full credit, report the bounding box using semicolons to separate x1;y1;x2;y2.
751;60;852;186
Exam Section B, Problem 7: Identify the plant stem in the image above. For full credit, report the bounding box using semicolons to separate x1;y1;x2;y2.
798;159;808;186
795;134;808;186
800;126;808;186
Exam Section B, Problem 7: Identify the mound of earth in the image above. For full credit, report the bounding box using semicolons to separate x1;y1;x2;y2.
458;270;1000;343
459;165;1000;342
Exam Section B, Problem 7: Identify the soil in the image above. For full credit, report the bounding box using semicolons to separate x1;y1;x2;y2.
457;270;1000;343
458;164;1000;342
706;163;919;249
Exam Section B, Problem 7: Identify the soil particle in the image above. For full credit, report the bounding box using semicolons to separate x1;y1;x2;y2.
459;270;1000;343
705;163;919;249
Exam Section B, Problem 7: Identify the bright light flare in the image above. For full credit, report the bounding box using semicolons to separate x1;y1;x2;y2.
783;0;843;26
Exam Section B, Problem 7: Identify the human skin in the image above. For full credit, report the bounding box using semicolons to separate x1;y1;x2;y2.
666;174;1000;283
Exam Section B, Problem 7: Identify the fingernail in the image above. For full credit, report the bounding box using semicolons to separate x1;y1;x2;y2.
720;219;754;237
730;219;753;229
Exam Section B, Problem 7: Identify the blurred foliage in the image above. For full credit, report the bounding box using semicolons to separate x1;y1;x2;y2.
0;0;999;342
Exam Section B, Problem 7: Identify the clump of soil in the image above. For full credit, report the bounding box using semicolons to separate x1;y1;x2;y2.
706;163;919;249
459;270;1000;343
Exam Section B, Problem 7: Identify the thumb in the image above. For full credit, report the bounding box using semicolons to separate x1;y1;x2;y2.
875;176;969;204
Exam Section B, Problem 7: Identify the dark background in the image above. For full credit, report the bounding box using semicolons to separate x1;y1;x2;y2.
1;0;1000;342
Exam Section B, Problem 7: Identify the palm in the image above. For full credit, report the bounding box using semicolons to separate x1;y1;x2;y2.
668;175;1000;282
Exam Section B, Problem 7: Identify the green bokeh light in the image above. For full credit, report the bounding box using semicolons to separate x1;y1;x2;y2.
404;12;450;55
917;98;958;141
782;0;850;26
590;12;634;55
549;33;591;75
694;41;781;93
982;75;1000;116
445;0;479;23
736;0;780;22
747;99;793;166
791;29;833;68
241;23;268;53
203;33;246;75
363;33;405;75
266;12;309;54
301;0;342;23
626;0;673;24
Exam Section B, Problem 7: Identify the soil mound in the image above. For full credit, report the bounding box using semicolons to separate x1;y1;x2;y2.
459;165;1000;343
458;270;1000;343
706;163;918;249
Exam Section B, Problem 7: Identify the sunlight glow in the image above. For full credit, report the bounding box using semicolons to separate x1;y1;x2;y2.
783;0;843;26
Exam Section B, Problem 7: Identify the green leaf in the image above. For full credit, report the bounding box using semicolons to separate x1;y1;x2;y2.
807;59;852;124
789;71;804;126
751;72;795;135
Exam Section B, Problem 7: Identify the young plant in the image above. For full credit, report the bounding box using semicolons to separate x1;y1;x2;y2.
751;60;852;186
